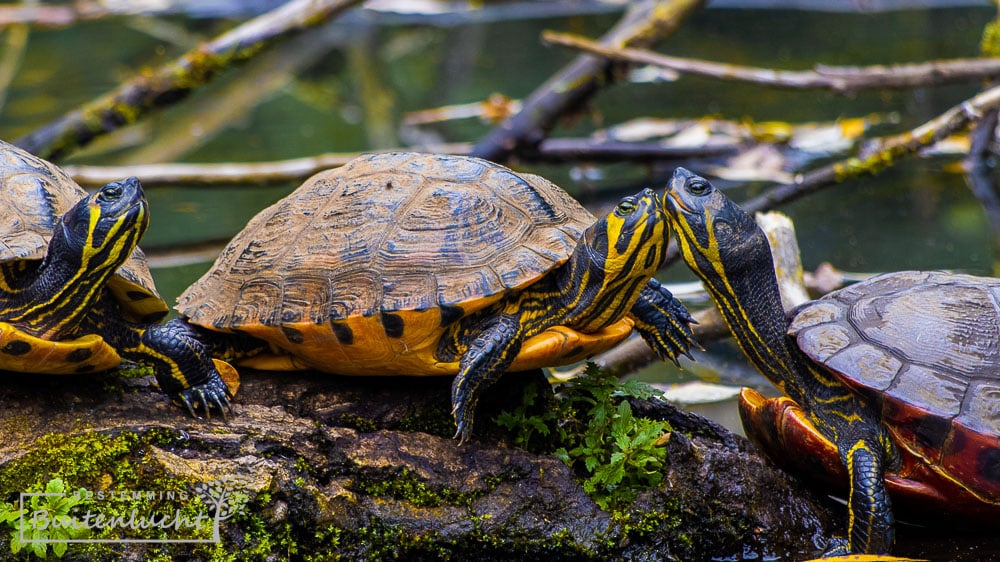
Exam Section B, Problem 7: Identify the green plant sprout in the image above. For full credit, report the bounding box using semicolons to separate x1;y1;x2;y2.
2;477;90;559
496;362;670;509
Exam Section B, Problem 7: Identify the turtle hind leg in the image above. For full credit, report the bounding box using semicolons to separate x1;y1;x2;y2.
840;435;895;554
630;279;698;366
451;313;522;445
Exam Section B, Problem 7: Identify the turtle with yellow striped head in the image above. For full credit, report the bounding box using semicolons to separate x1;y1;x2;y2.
173;152;697;442
0;140;230;415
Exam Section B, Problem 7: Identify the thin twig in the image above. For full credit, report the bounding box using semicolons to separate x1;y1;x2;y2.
0;2;107;29
543;30;1000;94
63;144;471;186
15;0;364;161
64;138;736;187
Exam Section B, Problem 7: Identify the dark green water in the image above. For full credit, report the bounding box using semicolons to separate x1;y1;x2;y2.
1;3;998;560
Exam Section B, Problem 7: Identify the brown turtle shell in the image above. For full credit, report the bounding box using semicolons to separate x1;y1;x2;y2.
789;270;1000;505
0;140;167;322
176;152;621;375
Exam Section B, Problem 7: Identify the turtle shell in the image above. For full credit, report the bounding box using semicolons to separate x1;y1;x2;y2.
177;152;625;375
0;140;168;323
788;270;1000;506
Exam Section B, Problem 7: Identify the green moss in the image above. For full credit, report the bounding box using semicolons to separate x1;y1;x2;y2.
293;457;314;476
115;364;154;380
0;430;141;493
224;496;298;560
395;404;455;437
302;525;343;561
334;413;377;433
355;467;483;508
0;429;235;560
307;515;603;562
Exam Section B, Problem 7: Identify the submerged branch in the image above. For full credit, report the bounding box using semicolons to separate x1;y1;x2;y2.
469;0;706;163
543;31;1000;93
15;0;363;161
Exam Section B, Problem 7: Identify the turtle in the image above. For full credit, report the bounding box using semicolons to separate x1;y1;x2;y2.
662;166;1000;555
0;140;231;414
172;151;697;442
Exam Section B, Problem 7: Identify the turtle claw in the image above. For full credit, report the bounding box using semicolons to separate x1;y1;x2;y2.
450;403;471;445
822;537;850;556
178;392;199;419
633;280;700;365
175;378;231;421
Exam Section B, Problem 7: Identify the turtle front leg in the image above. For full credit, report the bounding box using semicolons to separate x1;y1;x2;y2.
452;313;522;444
106;317;232;418
141;319;233;418
630;278;698;365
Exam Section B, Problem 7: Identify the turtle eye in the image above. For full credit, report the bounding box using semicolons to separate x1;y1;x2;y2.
687;179;711;196
616;200;637;215
99;184;123;202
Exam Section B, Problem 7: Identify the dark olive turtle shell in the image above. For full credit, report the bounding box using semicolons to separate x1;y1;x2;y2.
176;152;614;375
789;270;1000;504
0;140;167;322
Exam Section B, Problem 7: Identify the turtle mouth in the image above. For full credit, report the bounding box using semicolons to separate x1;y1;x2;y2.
663;189;692;215
628;189;661;231
663;167;703;218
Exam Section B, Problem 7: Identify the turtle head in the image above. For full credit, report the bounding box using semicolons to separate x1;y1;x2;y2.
18;177;149;338
585;187;668;281
556;187;668;331
664;167;803;389
55;177;148;273
662;167;769;278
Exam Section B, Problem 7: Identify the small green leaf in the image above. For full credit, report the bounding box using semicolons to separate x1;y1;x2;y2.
53;539;68;558
45;478;66;495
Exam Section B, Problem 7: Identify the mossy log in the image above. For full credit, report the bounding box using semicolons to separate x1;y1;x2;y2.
0;368;835;561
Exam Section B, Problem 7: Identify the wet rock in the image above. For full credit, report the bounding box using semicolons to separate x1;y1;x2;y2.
0;369;836;560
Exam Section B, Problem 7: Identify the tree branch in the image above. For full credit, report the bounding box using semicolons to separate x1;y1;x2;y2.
740;83;1000;215
543;30;1000;93
15;0;364;161
469;0;705;163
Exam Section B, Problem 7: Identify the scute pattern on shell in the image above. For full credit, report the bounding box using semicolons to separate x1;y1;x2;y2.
0;141;84;261
177;152;596;330
790;270;1000;498
0;140;165;318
